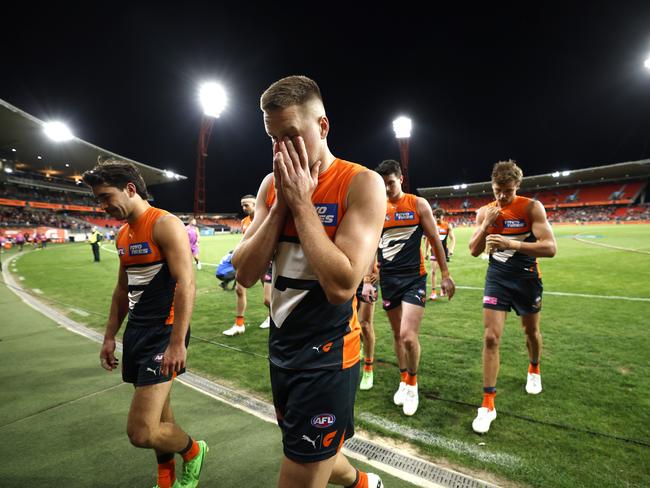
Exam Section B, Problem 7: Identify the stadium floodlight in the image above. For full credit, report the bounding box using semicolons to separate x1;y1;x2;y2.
11;148;16;152
453;185;460;190
461;183;468;189
392;116;412;139
44;121;74;142
4;168;13;173
644;57;650;69
552;171;560;177
561;170;570;176
199;82;227;118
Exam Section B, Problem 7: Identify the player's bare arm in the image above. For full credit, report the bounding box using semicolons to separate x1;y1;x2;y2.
469;206;500;256
418;197;456;298
276;137;386;304
100;263;128;371
485;201;557;257
232;166;288;287
153;215;196;376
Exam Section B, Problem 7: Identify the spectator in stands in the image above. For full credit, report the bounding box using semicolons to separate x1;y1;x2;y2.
88;226;102;262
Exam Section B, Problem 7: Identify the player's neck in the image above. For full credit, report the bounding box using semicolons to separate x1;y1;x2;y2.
127;200;151;224
315;148;336;174
389;191;404;203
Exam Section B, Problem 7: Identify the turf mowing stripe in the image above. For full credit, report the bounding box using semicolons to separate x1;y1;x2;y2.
456;285;650;302
0;383;125;429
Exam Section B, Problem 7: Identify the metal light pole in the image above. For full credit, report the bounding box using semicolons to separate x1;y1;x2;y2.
393;116;412;193
194;82;227;214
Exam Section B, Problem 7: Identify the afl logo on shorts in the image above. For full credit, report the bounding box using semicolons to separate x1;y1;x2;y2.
152;353;164;363
311;413;336;429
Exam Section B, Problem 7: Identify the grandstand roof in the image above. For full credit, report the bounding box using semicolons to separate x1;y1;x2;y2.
418;159;650;199
0;98;186;186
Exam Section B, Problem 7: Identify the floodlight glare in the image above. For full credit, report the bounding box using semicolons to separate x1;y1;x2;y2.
461;183;468;189
392;116;412;138
44;121;74;142
199;82;227;118
561;170;570;176
552;171;560;177
453;185;460;190
644;57;650;69
164;170;175;178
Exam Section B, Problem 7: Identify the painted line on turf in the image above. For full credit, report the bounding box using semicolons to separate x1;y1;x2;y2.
2;253;492;488
456;285;650;302
573;234;650;255
359;413;520;468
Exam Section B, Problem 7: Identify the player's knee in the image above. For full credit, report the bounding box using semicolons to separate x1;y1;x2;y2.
360;320;372;336
235;286;245;298
401;330;418;349
127;425;153;448
484;330;500;350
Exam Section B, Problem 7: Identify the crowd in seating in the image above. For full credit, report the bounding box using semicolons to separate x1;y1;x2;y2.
1;181;97;207
0;206;94;230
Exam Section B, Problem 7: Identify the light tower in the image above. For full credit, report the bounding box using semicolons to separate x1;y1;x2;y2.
393;116;412;193
195;82;227;214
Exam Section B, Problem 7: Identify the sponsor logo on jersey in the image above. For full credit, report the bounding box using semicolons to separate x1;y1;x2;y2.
394;211;415;221
311;413;336;429
385;214;391;221
503;219;526;228
129;242;152;255
117;247;125;255
314;203;338;226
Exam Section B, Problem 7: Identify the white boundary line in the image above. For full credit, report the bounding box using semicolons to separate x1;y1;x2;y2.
573;234;650;255
2;253;496;488
456;285;650;302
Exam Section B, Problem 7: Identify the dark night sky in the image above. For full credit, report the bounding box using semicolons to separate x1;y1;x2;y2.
3;2;650;213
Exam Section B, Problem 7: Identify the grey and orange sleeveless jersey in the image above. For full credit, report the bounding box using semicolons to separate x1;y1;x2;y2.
116;207;176;327
265;158;366;371
378;193;426;277
481;196;541;278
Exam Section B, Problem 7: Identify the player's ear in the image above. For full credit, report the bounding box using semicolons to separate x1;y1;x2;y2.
319;115;329;139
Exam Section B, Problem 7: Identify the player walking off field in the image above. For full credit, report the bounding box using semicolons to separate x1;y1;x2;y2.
469;159;557;434
83;160;208;488
232;75;386;488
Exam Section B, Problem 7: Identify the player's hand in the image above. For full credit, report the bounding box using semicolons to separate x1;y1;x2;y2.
161;341;187;377
485;234;511;252
361;282;377;303
100;337;119;371
482;207;501;229
275;137;320;210
272;143;288;212
440;276;456;300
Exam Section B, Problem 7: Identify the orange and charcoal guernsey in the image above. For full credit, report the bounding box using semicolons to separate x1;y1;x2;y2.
481;195;541;278
265;158;366;370
116;207;177;327
379;193;426;277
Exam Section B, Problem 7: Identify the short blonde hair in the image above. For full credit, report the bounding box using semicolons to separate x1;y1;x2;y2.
260;75;323;112
491;159;523;186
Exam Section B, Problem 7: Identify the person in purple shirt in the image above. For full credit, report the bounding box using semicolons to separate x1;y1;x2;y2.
186;218;201;270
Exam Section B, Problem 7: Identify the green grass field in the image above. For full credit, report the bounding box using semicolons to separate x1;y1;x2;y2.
5;223;650;487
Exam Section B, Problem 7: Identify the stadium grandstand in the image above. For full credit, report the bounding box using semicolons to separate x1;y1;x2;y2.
418;159;650;225
0;98;197;243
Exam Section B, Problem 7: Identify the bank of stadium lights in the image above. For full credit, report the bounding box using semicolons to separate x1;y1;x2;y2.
552;170;571;177
199;82;227;118
43;121;74;142
392;116;412;139
164;170;182;180
452;184;468;190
